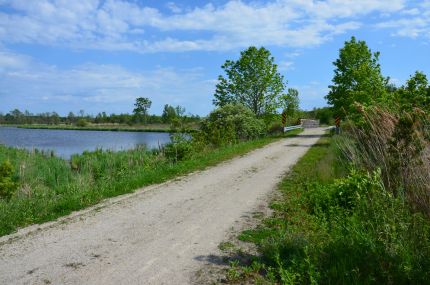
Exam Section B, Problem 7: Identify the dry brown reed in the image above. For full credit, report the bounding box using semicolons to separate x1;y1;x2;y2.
337;104;430;215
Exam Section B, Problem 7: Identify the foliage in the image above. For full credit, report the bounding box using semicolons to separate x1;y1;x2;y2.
199;104;265;146
279;88;300;119
395;71;430;112
161;104;177;123
326;36;387;119
162;134;193;163
230;135;430;284
76;118;88;127
133;97;152;123
213;46;286;117
0;160;18;199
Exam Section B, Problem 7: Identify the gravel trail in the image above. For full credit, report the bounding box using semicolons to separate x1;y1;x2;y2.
0;128;325;285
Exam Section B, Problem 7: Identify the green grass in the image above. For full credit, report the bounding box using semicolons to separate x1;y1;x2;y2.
0;129;302;237
227;134;430;284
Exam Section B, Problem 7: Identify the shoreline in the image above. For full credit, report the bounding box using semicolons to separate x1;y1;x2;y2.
1;124;197;133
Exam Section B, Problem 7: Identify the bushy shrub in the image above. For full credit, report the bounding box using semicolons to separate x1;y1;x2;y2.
76;118;88;127
163;134;193;163
0;160;18;199
199;104;265;146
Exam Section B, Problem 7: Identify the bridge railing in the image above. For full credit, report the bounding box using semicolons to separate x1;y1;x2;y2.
283;125;303;132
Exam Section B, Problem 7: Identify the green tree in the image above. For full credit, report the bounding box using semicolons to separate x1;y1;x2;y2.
133;97;152;123
67;112;75;125
162;104;177;123
280;88;300;118
213;46;286;117
397;71;430;111
326;37;387;118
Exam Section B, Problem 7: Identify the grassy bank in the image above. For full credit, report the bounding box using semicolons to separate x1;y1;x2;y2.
14;123;198;133
0;130;301;237
225;134;430;284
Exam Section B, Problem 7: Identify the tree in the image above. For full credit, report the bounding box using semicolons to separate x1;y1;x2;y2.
280;88;300;118
213;46;286;117
175;105;186;117
133;97;152;123
326;37;387;118
162;104;177;123
397;71;430;111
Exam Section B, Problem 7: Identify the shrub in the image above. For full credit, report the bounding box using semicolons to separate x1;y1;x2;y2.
0;160;18;199
199;104;265;146
76;118;88;127
163;134;193;163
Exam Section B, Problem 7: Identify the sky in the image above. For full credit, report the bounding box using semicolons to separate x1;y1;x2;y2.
0;0;429;116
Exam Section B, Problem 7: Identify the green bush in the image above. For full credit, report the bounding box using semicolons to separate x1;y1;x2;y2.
163;134;193;163
76;118;88;127
199;104;265;146
0;160;18;199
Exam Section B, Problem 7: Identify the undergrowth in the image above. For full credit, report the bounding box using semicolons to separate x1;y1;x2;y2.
227;134;430;284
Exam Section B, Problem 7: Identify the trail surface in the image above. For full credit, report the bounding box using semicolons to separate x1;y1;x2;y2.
0;128;325;285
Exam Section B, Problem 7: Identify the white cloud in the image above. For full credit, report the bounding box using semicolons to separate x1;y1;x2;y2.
0;50;214;114
375;1;430;39
278;61;295;71
0;0;409;52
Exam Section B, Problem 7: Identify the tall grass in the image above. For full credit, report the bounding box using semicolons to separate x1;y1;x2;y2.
337;105;430;215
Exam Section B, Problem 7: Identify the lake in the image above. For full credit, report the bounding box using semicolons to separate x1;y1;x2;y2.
0;127;171;159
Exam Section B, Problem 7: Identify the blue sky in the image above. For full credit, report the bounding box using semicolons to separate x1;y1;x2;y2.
0;0;429;116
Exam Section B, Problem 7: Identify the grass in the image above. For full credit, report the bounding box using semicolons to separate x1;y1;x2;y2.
226;133;430;284
15;123;197;133
0;129;302;237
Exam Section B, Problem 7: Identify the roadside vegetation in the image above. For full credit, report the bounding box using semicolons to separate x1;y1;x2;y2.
222;37;430;284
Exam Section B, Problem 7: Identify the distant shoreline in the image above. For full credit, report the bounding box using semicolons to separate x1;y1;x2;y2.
1;124;197;133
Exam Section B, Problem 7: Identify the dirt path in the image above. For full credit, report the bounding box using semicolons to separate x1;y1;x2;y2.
0;128;325;285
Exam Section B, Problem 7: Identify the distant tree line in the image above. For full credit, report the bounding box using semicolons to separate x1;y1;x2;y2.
0;104;200;126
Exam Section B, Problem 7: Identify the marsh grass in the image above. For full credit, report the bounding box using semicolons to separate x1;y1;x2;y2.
0;129;302;236
337;106;430;215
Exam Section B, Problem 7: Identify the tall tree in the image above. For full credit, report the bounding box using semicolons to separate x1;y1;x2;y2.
133;97;152;123
326;36;387;118
213;46;286;117
280;88;300;118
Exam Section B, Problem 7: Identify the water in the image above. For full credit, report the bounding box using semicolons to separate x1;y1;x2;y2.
0;127;171;159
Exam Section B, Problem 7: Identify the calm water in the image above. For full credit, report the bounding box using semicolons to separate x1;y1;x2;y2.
0;127;171;159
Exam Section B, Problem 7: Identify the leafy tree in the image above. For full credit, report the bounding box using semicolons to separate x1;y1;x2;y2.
51;112;60;125
162;104;177;123
175;105;186;117
67;112;75;125
280;88;300;118
397;71;430;111
133;97;152;123
326;37;387;118
213;46;286;117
